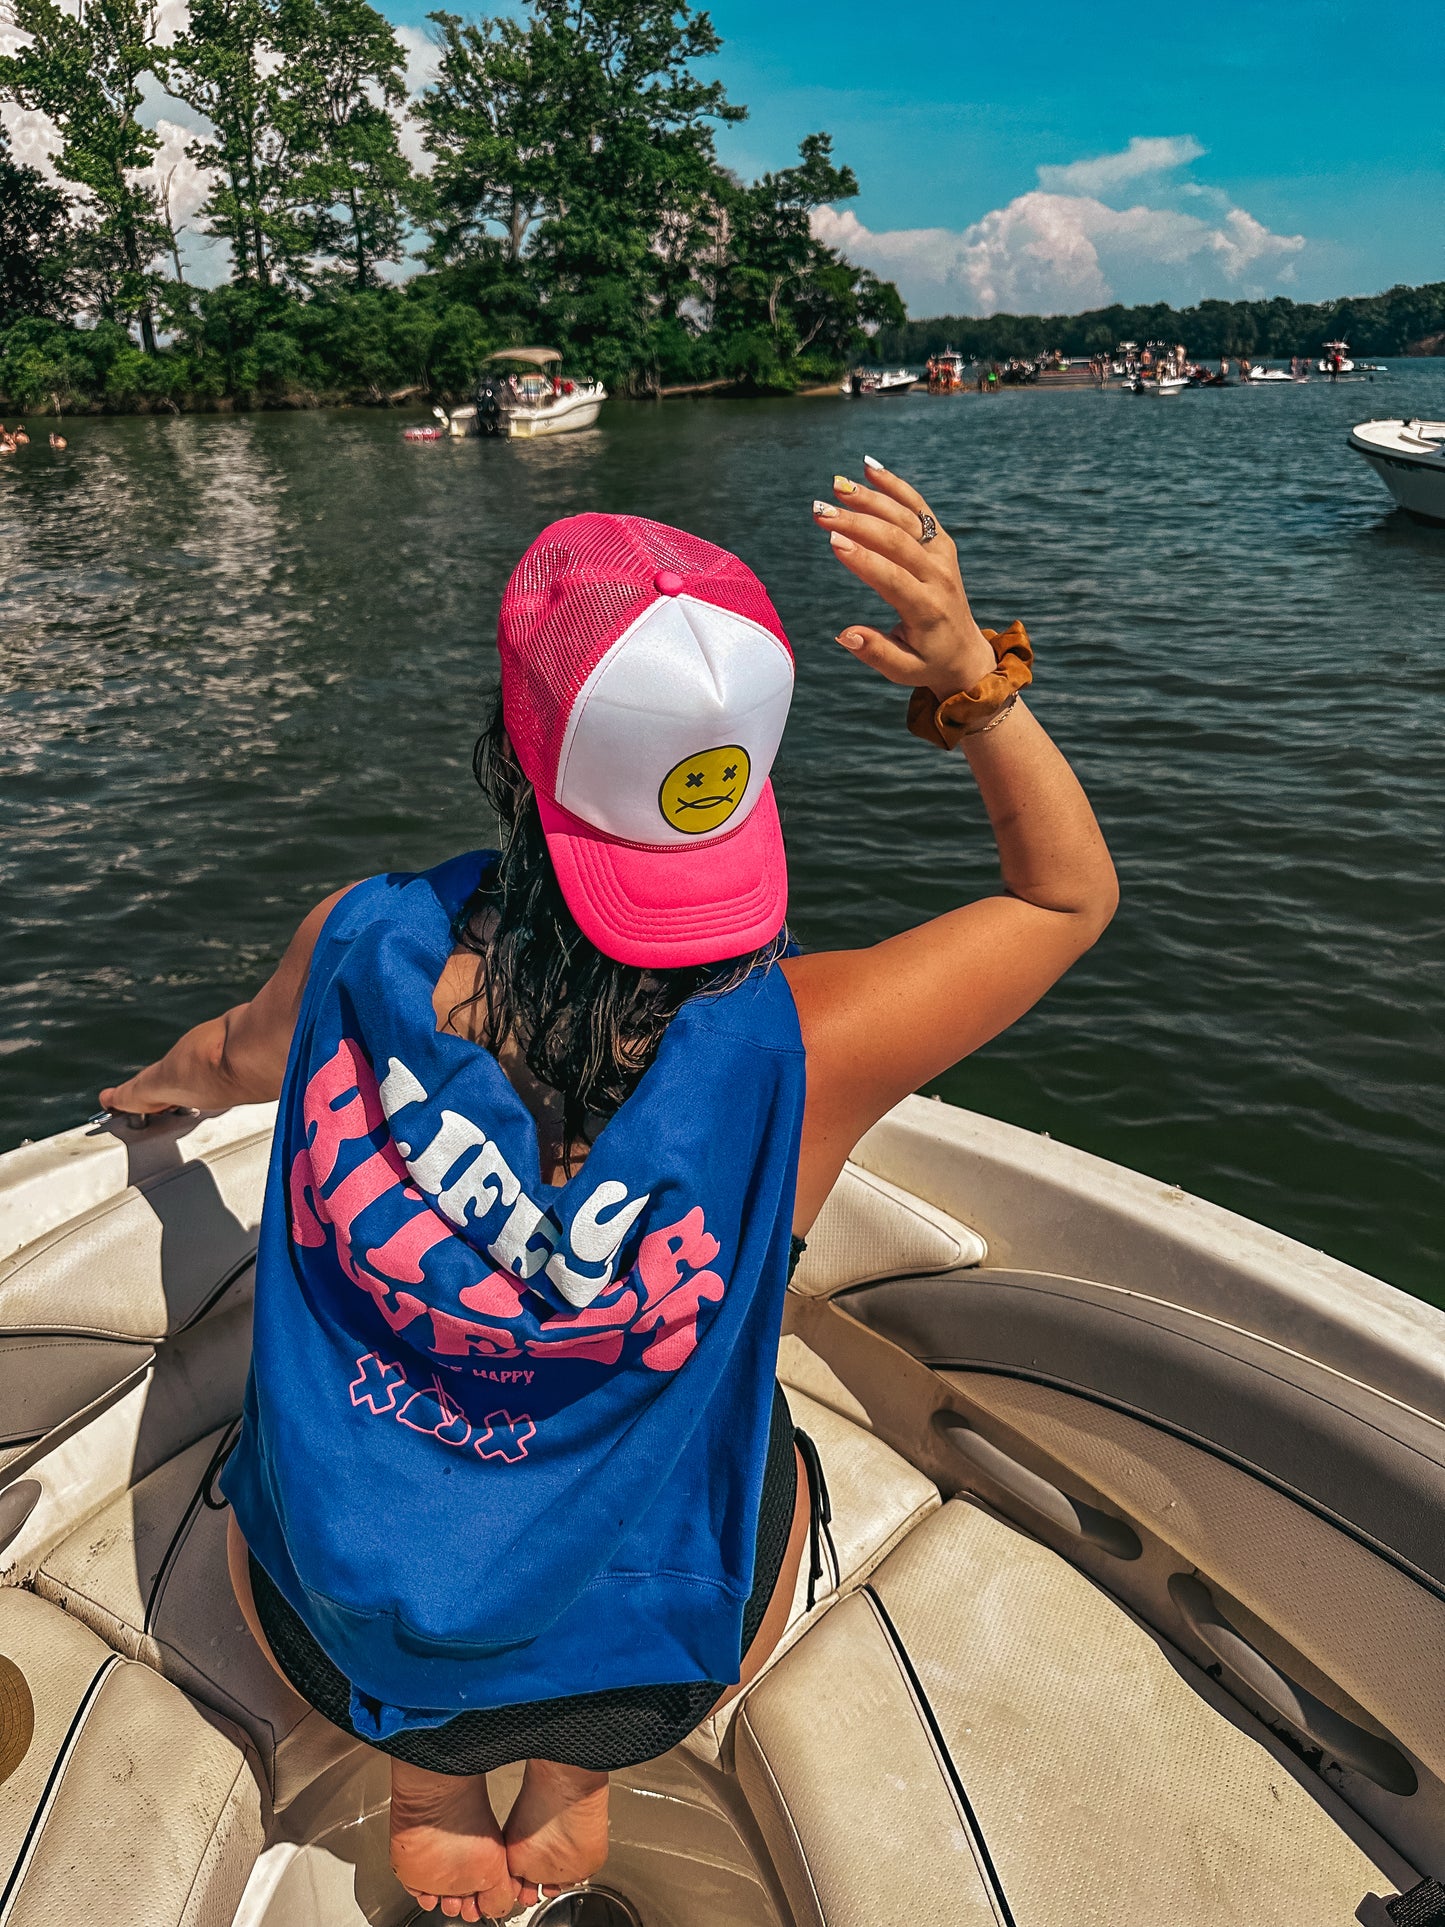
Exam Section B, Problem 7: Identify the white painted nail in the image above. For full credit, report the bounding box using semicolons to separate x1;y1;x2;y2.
812;499;837;516
863;454;886;473
829;530;856;553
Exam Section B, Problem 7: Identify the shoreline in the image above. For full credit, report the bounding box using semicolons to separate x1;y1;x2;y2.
3;357;1436;422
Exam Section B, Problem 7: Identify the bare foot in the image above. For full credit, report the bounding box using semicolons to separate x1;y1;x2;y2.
503;1757;610;1903
389;1758;519;1921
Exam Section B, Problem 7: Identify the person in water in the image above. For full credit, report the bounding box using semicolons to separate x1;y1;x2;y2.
101;461;1116;1921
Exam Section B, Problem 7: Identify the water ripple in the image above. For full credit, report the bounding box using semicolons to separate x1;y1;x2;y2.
1;374;1443;1298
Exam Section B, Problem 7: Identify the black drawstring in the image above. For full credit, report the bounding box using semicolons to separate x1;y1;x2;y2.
794;1427;835;1612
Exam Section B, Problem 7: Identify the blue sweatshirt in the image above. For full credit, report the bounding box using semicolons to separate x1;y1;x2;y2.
222;852;804;1739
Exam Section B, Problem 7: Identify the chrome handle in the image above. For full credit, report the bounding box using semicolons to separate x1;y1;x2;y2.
1168;1574;1416;1797
933;1411;1142;1561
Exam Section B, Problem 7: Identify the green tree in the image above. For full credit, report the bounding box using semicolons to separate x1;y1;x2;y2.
0;123;84;322
413;11;554;274
713;134;903;384
269;0;416;288
162;0;288;286
0;0;168;350
413;0;746;386
528;0;745;385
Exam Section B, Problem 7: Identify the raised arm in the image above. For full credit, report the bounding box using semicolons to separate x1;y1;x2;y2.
99;884;354;1118
783;460;1117;1229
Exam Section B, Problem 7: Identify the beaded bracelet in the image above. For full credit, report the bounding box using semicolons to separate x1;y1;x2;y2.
905;620;1034;751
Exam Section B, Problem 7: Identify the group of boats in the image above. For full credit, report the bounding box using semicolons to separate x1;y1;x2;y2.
399;338;1440;529
1117;339;1388;393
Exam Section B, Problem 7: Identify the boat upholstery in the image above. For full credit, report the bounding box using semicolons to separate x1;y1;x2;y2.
735;1499;1393;1927
26;1357;938;1800
0;1586;263;1926
941;1372;1445;1855
684;1378;940;1763
32;1426;362;1811
788;1163;985;1298
0;1115;268;1520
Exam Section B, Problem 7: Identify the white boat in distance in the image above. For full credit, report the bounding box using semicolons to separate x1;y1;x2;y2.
1320;339;1356;375
0;1092;1441;1925
842;368;920;396
1125;372;1188;395
467;346;605;438
1349;418;1445;525
1244;363;1295;384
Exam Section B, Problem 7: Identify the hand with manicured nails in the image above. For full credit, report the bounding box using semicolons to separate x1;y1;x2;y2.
813;458;998;700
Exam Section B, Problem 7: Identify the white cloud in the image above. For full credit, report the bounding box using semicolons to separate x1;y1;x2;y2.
814;134;1307;317
1036;134;1204;194
393;23;438;174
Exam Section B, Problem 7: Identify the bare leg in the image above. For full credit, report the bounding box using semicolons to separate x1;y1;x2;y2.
709;1441;811;1717
227;1511;307;1701
227;1517;517;1920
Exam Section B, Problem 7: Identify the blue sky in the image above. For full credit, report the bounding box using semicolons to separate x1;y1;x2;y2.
4;0;1436;312
382;0;1444;315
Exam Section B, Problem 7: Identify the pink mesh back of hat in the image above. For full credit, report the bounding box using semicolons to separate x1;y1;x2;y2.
498;513;791;795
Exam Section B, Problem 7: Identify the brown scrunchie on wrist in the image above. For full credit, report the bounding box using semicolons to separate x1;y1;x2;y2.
905;620;1034;750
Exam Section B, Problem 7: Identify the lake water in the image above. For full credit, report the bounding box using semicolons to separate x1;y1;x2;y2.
2;368;1443;1299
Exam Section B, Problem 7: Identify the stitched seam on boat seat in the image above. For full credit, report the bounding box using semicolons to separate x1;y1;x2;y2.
0;1653;121;1923
736;1705;827;1927
863;1584;1016;1927
145;1423;240;1636
174;1254;257;1335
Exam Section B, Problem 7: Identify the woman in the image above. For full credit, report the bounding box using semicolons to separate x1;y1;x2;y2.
101;462;1116;1922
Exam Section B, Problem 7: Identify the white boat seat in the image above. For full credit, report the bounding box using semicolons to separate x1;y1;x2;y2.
0;1585;263;1924
789;1162;985;1298
33;1362;938;1795
0;1128;267;1459
32;1426;360;1811
734;1499;1393;1927
685;1375;939;1763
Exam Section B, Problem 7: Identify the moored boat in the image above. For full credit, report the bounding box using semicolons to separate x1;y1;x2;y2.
473;347;606;438
842;368;919;396
1349;417;1445;524
926;349;967;393
1320;339;1356;376
0;1093;1441;1924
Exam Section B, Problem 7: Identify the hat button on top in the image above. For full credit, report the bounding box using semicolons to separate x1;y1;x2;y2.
653;569;685;597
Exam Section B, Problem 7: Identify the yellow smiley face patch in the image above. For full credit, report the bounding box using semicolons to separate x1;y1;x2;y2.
658;745;751;835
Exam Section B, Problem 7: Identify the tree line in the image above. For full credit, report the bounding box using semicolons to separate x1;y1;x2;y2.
0;0;904;411
877;284;1445;366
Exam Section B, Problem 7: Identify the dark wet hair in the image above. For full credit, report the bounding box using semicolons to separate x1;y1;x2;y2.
451;695;786;1168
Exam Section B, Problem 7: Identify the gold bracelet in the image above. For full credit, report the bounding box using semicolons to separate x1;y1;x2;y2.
905;621;1034;751
962;693;1019;739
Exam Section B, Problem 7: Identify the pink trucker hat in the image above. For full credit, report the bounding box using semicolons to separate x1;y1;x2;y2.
497;513;794;969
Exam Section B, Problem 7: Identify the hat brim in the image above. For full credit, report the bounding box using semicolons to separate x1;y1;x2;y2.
535;783;788;969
